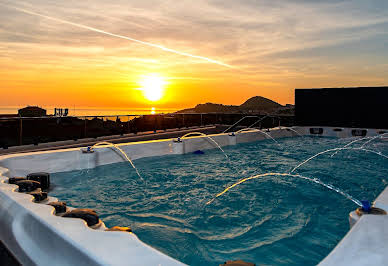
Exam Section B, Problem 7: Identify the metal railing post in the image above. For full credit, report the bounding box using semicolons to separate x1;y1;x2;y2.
84;117;87;138
19;118;23;146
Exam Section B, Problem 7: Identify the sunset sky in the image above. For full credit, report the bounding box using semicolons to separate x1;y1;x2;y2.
0;0;387;111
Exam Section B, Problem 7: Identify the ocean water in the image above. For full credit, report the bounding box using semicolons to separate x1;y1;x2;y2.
51;136;388;265
0;106;177;116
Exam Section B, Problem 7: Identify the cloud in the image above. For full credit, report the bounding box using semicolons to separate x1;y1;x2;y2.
0;2;233;68
0;0;387;105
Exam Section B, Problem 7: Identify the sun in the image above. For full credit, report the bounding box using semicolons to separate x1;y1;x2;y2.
139;74;167;102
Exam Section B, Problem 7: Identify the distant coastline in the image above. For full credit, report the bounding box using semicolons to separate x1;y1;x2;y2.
0;95;294;117
176;96;294;115
0;106;179;116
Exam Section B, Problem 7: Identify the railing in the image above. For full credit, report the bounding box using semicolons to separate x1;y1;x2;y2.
223;115;283;133
0;113;294;149
222;116;259;133
247;115;281;129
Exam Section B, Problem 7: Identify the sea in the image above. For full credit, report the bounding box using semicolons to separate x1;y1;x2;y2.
0;106;178;116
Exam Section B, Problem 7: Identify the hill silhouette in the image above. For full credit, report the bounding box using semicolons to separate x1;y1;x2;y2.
177;96;292;114
240;96;282;110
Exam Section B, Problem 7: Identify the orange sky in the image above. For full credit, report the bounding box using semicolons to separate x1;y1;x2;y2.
1;1;387;111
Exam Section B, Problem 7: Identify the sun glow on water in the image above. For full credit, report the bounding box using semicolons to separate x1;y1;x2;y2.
139;74;167;102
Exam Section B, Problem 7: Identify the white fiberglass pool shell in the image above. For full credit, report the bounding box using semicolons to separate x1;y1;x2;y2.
0;126;387;266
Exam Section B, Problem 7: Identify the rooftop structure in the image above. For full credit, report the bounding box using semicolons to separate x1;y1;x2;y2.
295;87;388;129
18;106;47;117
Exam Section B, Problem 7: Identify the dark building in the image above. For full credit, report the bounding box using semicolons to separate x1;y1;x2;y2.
295;87;388;129
18;106;47;117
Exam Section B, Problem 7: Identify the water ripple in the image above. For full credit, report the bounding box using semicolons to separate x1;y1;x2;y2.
51;136;387;266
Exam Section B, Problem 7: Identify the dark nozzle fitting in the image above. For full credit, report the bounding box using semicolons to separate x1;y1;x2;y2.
361;200;371;213
48;202;67;214
27;172;50;191
221;260;256;266
173;137;182;143
82;146;94;153
29;191;48;202
16;180;41;193
193;150;205;155
8;177;26;184
356;201;387;216
62;208;101;228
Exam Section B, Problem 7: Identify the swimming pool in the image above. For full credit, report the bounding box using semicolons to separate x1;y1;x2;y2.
50;136;388;265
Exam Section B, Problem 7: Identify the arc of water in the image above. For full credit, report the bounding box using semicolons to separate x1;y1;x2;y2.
181;132;206;138
291;147;388;173
222;116;259;133
234;128;255;133
247;115;272;129
360;133;388;149
235;128;279;145
206;172;361;207
235;127;255;134
330;137;371;157
181;132;229;159
282;127;304;137
331;133;388;157
92;142;143;181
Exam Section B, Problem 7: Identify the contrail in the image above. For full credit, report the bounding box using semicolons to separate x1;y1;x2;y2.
3;4;233;68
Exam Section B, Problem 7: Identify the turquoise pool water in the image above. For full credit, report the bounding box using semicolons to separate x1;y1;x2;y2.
51;136;388;265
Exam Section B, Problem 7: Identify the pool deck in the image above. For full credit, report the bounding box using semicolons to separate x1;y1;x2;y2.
319;186;388;265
